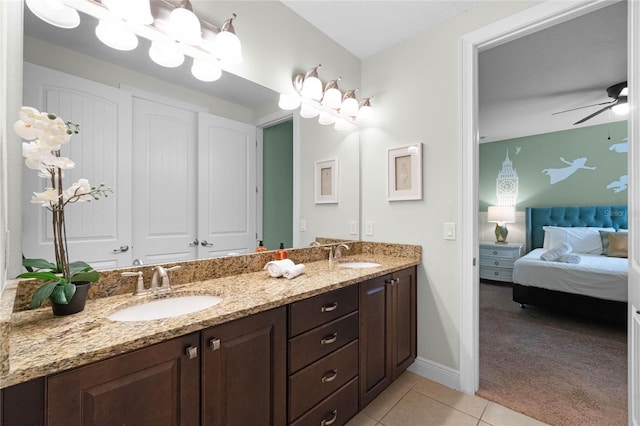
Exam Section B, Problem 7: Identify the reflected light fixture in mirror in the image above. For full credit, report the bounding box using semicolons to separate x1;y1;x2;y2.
279;64;376;131
25;0;242;84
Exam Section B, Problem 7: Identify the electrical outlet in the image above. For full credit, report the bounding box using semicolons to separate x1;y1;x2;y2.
349;221;358;235
300;219;307;232
365;221;374;236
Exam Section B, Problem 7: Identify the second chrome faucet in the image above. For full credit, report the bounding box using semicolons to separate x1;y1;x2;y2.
122;265;181;296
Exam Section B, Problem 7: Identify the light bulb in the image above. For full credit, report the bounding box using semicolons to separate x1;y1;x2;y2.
357;98;374;122
278;94;301;111
340;97;359;117
216;31;243;64
322;87;342;109
169;6;202;45
191;58;222;82
300;103;319;118
301;76;322;101
318;111;336;125
95;20;138;51
149;41;185;68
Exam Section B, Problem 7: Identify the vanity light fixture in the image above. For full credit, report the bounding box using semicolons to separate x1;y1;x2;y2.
26;0;243;84
280;65;376;131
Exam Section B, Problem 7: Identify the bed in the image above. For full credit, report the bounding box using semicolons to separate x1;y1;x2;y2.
512;205;628;324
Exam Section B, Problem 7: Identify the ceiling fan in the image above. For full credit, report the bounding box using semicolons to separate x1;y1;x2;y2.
552;81;628;125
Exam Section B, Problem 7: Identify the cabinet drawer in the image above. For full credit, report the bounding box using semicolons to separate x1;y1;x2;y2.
289;341;358;422
480;246;520;259
479;258;515;268
289;311;359;373
290;377;359;426
479;267;513;282
289;285;358;337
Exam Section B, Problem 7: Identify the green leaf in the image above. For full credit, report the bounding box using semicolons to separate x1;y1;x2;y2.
22;258;58;272
70;270;99;283
50;282;75;305
29;282;59;309
18;271;61;281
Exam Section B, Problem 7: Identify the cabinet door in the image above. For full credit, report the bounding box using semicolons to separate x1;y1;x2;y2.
359;274;392;408
47;333;200;426
201;307;286;426
391;267;417;380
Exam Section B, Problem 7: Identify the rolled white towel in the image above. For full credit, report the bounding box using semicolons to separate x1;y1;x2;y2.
283;264;305;279
557;254;581;264
264;259;295;277
540;242;572;261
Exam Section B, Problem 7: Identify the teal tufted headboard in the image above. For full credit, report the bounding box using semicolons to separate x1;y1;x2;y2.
525;205;628;252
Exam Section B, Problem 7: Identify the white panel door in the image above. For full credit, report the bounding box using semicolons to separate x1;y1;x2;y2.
132;98;198;265
198;113;256;258
23;63;133;269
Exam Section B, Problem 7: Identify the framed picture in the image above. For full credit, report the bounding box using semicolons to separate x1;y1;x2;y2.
315;159;339;204
388;143;422;201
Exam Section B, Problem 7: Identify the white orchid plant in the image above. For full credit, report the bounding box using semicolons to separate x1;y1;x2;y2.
14;106;111;309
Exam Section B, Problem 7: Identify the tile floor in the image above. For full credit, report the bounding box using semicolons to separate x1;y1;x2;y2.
346;371;549;426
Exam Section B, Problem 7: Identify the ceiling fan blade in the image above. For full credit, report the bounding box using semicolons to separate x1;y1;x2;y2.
552;99;616;115
573;104;614;125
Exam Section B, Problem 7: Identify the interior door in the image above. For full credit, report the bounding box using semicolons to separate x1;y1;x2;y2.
198;113;256;257
132;98;198;264
22;63;133;269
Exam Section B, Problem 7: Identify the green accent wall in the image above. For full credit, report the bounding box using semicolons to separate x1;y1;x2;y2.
263;120;293;250
479;121;627;211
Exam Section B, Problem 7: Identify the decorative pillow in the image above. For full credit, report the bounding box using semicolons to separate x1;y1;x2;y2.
606;233;628;258
542;226;614;254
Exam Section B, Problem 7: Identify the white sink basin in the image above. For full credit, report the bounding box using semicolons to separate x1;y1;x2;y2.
338;262;381;269
108;295;223;322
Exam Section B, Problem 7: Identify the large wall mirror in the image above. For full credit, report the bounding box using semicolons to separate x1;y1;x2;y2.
19;6;361;270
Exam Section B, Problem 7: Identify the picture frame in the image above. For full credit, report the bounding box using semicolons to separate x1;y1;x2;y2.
388;143;422;201
315;158;339;204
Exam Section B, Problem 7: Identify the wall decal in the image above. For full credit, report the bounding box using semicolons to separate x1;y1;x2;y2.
607;175;627;193
495;150;519;206
542;157;596;184
609;137;628;153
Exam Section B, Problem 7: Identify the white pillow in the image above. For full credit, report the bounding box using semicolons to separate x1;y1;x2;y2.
542;226;615;254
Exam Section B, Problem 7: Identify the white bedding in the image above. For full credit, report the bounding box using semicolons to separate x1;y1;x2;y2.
513;248;628;302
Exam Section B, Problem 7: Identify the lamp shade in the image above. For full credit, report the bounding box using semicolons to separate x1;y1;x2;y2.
169;5;202;45
95;20;138;51
191;58;222;82
26;0;80;29
487;205;515;223
149;41;185;68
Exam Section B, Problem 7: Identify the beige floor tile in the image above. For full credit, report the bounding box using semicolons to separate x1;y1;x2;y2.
362;381;411;421
412;377;489;418
481;402;550;426
379;390;478;426
346;411;378;426
392;370;422;389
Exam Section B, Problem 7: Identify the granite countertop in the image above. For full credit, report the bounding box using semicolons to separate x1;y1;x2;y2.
0;253;419;389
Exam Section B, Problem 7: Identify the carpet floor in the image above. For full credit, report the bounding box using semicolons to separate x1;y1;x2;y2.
477;281;627;426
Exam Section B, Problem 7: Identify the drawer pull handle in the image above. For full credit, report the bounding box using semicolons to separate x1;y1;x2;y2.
209;338;221;352
321;409;338;426
321;333;338;345
321;302;338;313
321;369;338;383
185;346;198;359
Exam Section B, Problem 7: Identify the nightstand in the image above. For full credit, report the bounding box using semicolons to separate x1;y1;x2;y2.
479;242;523;283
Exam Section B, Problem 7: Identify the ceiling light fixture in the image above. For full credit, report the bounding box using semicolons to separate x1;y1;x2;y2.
280;65;376;131
26;0;243;83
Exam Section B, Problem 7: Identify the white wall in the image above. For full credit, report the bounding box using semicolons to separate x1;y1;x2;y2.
360;1;538;373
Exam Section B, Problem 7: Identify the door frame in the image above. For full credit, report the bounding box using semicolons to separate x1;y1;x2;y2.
459;0;635;396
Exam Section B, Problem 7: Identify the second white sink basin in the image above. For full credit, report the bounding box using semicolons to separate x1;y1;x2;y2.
108;295;223;322
338;262;382;269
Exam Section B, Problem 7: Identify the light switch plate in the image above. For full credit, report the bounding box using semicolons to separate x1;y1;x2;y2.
444;222;456;240
349;221;358;235
300;219;307;232
365;221;374;236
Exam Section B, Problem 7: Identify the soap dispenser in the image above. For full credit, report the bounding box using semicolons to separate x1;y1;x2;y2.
275;243;288;260
256;240;267;252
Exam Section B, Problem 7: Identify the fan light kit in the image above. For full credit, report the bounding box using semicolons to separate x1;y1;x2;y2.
553;81;629;125
278;64;375;131
25;0;243;83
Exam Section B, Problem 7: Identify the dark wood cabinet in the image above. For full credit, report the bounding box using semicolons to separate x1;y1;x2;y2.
201;306;286;426
1;377;45;426
47;332;201;426
359;267;416;408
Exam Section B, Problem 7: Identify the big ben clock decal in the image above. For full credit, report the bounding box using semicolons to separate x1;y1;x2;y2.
496;150;519;206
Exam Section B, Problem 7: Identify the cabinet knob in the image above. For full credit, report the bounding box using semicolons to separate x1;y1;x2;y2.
209;338;221;351
494;271;499;276
321;409;338;426
320;332;338;345
321;369;338;383
494;261;499;266
493;250;498;255
185;346;198;359
321;302;338;313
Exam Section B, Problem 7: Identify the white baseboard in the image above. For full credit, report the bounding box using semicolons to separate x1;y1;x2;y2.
407;357;461;392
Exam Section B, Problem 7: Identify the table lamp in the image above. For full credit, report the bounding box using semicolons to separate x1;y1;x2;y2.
487;205;515;243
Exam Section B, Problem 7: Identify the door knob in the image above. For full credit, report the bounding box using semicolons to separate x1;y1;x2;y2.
189;239;199;247
201;240;214;247
112;245;129;253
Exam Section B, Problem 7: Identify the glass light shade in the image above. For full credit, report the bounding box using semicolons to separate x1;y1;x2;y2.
301;76;323;101
169;7;202;45
334;118;357;131
26;0;80;29
95;20;138;51
612;102;629;115
487;205;516;224
149;41;185;68
322;88;342;109
357;104;374;122
340;97;359;118
216;31;243;64
278;94;301;111
318;111;336;125
191;58;222;82
103;0;153;25
300;103;320;118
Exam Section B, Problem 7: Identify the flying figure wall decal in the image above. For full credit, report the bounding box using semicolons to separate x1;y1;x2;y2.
542;157;596;184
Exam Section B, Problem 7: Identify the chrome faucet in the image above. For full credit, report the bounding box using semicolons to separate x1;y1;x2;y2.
151;265;181;294
334;243;350;259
